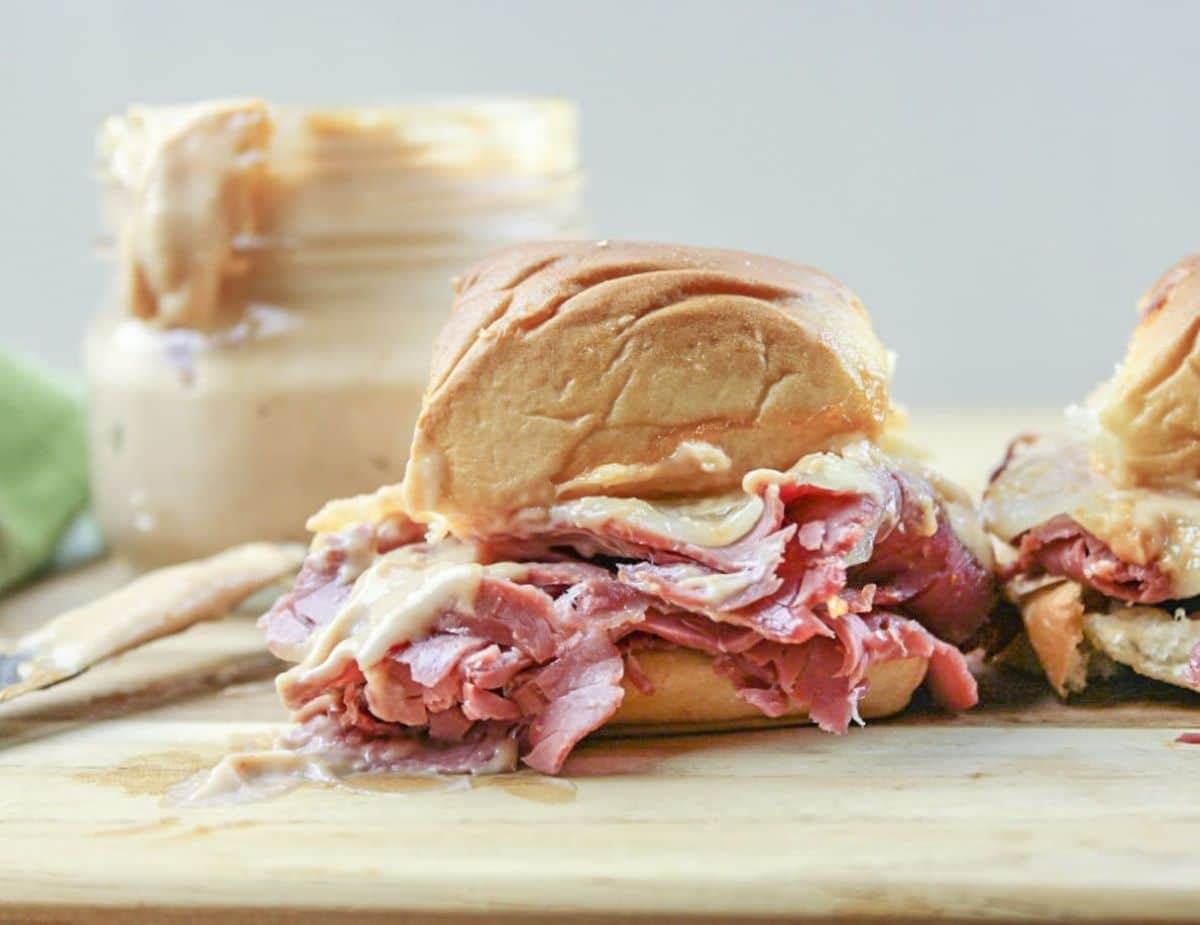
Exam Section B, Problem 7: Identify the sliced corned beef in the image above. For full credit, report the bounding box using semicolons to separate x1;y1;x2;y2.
262;457;994;775
1011;514;1174;604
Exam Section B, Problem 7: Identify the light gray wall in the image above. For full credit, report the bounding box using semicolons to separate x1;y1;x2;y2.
4;0;1197;404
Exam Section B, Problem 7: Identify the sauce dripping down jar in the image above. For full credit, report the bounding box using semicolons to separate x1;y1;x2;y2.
86;99;586;567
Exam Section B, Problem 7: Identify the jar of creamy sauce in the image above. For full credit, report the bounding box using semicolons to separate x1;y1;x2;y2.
86;99;585;567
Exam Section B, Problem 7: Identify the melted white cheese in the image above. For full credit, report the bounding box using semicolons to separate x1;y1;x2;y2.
984;432;1200;598
745;440;888;503
631;562;762;607
305;483;408;535
276;543;489;702
548;490;765;549
352;559;484;667
300;437;983;567
555;440;733;498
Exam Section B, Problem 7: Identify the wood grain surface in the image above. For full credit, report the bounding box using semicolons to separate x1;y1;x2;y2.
0;411;1196;924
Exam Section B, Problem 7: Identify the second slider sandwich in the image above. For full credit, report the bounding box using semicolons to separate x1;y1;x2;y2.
261;241;998;774
984;255;1200;697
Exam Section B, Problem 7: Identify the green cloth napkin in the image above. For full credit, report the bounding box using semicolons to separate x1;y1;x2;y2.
0;348;90;591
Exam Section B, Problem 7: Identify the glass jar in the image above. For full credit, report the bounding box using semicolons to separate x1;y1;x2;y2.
86;99;586;568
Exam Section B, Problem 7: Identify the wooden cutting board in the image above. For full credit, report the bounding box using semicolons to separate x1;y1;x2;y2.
0;411;1197;924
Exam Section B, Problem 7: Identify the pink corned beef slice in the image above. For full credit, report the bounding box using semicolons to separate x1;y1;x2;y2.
1009;515;1174;604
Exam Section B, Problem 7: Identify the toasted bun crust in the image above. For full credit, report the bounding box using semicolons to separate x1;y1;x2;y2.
1009;581;1090;697
402;241;892;526
608;648;927;732
1006;579;1200;696
1093;255;1200;491
1084;605;1200;691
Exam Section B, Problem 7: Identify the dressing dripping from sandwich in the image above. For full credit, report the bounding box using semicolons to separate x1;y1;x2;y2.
983;255;1200;697
228;241;999;785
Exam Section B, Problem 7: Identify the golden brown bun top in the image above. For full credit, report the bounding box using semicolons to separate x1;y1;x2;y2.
1092;255;1200;491
402;241;893;526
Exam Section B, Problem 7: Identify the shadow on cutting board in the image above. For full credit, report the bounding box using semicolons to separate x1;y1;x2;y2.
892;662;1199;728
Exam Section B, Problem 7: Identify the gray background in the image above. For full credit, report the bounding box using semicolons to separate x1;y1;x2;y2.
4;0;1197;405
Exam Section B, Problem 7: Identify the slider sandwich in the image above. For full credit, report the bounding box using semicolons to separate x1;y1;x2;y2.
261;242;999;774
984;255;1200;696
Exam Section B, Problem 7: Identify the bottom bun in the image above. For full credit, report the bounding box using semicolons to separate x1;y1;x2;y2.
604;648;929;735
1084;605;1200;692
1004;579;1200;696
